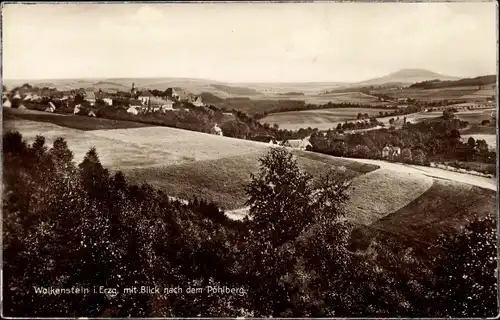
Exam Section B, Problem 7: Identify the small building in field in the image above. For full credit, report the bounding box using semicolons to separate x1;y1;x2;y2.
284;139;313;151
382;145;401;160
88;111;97;117
18;104;27;110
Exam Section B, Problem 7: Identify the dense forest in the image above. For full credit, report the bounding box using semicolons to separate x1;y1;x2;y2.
2;131;496;317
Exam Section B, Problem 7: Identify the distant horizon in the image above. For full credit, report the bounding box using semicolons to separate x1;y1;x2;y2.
2;68;495;86
2;2;496;83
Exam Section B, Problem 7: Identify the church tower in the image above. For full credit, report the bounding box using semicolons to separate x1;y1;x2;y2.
131;82;137;97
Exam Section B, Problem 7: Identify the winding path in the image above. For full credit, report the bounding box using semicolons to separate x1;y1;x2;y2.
225;154;497;220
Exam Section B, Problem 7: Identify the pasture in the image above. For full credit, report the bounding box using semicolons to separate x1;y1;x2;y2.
2;119;190;168
3;116;380;210
260;107;391;131
123;150;379;210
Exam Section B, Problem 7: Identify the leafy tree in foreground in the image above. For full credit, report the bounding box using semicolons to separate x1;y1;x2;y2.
429;215;497;317
244;147;355;316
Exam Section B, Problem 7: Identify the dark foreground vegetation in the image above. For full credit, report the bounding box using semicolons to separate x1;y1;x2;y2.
2;131;496;317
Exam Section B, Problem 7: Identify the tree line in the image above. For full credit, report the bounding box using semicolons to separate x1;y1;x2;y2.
310;113;496;171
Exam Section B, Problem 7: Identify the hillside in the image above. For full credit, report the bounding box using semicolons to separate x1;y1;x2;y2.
409;75;496;89
353;69;459;87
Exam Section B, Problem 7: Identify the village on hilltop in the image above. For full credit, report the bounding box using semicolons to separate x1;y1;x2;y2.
2;82;206;117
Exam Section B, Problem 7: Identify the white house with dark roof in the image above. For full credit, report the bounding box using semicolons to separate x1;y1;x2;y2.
284;139;313;151
382;145;401;160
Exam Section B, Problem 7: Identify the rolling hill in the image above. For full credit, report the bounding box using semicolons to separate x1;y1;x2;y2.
352;69;459;87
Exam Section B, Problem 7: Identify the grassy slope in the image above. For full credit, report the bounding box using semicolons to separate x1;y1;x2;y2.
2;119;189;168
4;108;153;130
349;179;497;259
344;169;434;225
123;150;380;210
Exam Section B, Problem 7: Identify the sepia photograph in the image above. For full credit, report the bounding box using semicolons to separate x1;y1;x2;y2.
1;1;498;317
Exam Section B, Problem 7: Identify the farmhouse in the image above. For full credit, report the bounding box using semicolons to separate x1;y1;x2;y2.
138;90;154;105
285;139;313;151
382;145;401;160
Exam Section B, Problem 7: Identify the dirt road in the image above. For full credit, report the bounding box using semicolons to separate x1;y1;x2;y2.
331;156;497;191
225;155;497;220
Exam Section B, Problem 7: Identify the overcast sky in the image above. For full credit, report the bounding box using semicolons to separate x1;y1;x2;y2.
1;2;497;82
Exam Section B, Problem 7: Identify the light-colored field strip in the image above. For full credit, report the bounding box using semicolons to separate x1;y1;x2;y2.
88;126;271;162
3;120;193;168
340;156;497;191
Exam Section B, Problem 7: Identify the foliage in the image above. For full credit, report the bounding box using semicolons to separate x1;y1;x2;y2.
429;216;497;317
3;131;496;317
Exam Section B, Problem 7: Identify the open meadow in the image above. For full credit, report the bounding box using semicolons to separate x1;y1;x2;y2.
3;115;380;209
260;107;392;131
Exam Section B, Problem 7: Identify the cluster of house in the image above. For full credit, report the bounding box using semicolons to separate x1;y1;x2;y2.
2;83;206;116
125;83;204;115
